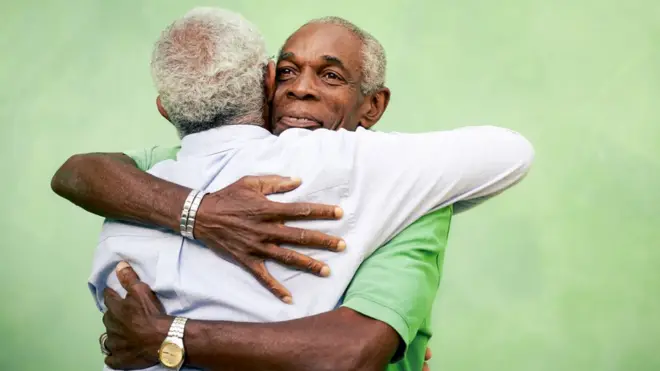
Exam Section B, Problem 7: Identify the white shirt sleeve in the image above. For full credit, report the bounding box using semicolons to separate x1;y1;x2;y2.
348;125;534;249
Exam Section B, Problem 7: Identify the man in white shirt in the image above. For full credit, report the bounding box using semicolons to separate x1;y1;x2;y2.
80;7;533;371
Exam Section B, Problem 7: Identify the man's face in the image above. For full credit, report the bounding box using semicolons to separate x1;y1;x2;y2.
271;23;369;135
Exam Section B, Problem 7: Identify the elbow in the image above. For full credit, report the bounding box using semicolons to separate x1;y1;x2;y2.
488;126;535;176
51;153;92;197
514;131;535;176
51;155;77;196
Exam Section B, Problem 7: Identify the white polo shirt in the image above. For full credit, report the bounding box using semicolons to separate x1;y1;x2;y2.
90;124;533;326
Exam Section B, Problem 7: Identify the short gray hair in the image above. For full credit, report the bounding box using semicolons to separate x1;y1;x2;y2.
151;7;268;137
306;17;386;95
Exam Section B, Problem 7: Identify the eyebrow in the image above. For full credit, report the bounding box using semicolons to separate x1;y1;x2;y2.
278;51;294;61
321;55;346;69
277;52;347;70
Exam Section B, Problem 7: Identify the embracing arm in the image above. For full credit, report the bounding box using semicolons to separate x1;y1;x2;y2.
104;263;398;371
52;151;344;300
51;152;186;230
180;308;397;371
101;196;450;371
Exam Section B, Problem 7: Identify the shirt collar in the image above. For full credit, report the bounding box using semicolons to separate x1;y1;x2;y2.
179;124;272;157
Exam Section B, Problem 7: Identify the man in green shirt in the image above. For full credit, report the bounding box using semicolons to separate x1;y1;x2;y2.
52;10;532;371
57;25;448;369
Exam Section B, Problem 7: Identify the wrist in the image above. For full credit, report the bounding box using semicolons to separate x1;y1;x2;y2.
144;315;173;363
156;185;190;232
178;189;209;240
191;196;221;243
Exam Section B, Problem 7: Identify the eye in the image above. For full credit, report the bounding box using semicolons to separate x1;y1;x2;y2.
277;67;295;80
323;71;341;80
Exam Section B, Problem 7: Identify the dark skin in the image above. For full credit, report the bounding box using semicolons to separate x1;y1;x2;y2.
52;22;432;370
272;23;390;135
104;262;399;371
52;152;343;302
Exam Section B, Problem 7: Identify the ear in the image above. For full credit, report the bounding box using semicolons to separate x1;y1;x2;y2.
264;60;276;103
156;96;170;121
262;60;277;128
358;87;390;129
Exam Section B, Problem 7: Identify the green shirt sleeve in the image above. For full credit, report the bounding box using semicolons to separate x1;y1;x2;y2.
124;145;181;171
341;206;453;362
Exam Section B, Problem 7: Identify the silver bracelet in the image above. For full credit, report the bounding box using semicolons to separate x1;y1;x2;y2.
180;189;200;239
184;191;207;240
168;316;188;338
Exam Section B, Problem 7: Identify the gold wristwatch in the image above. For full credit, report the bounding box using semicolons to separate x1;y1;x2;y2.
158;317;188;370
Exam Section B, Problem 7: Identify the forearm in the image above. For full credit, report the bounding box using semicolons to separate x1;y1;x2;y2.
154;308;398;371
50;152;188;231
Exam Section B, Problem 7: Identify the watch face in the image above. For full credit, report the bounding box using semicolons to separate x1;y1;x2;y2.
159;341;183;368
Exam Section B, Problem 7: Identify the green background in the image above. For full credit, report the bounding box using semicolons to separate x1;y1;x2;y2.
2;0;659;370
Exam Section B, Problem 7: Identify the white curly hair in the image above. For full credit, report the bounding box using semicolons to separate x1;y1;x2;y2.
151;7;268;137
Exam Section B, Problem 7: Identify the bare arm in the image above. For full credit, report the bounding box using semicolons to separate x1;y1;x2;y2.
104;263;398;371
51;153;345;300
178;308;396;371
51;153;186;230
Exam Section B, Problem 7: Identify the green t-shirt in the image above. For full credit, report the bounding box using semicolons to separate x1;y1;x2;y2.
126;146;453;371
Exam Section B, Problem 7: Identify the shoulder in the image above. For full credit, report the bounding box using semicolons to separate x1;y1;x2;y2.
124;145;181;171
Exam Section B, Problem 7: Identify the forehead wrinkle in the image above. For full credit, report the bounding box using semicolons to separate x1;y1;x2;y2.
281;24;362;62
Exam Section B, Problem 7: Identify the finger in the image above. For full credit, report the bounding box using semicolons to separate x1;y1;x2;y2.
102;310;115;330
115;261;141;291
105;356;117;369
265;201;343;221
262;244;330;277
105;356;144;371
105;356;129;370
423;363;430;371
425;347;432;361
242;258;292;304
241;175;302;194
103;287;122;314
265;225;346;251
104;330;123;354
103;302;124;344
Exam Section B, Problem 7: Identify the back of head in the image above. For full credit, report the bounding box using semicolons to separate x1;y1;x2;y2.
151;7;268;137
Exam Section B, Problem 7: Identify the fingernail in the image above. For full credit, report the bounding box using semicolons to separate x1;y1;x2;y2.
282;296;293;304
116;261;130;273
289;177;302;185
320;265;331;277
337;240;346;251
334;207;344;218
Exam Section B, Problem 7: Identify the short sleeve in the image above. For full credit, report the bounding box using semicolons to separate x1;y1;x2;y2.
124;145;181;171
342;206;453;361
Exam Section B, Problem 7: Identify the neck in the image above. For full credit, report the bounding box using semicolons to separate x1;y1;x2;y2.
231;113;267;130
176;113;267;138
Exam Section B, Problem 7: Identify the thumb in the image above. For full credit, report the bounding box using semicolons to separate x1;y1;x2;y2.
116;261;141;291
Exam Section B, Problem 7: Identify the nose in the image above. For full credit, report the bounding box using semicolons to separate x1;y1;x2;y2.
286;69;319;101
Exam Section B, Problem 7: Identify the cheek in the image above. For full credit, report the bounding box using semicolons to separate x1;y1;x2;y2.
325;102;348;128
337;96;363;126
271;92;286;115
328;94;354;117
